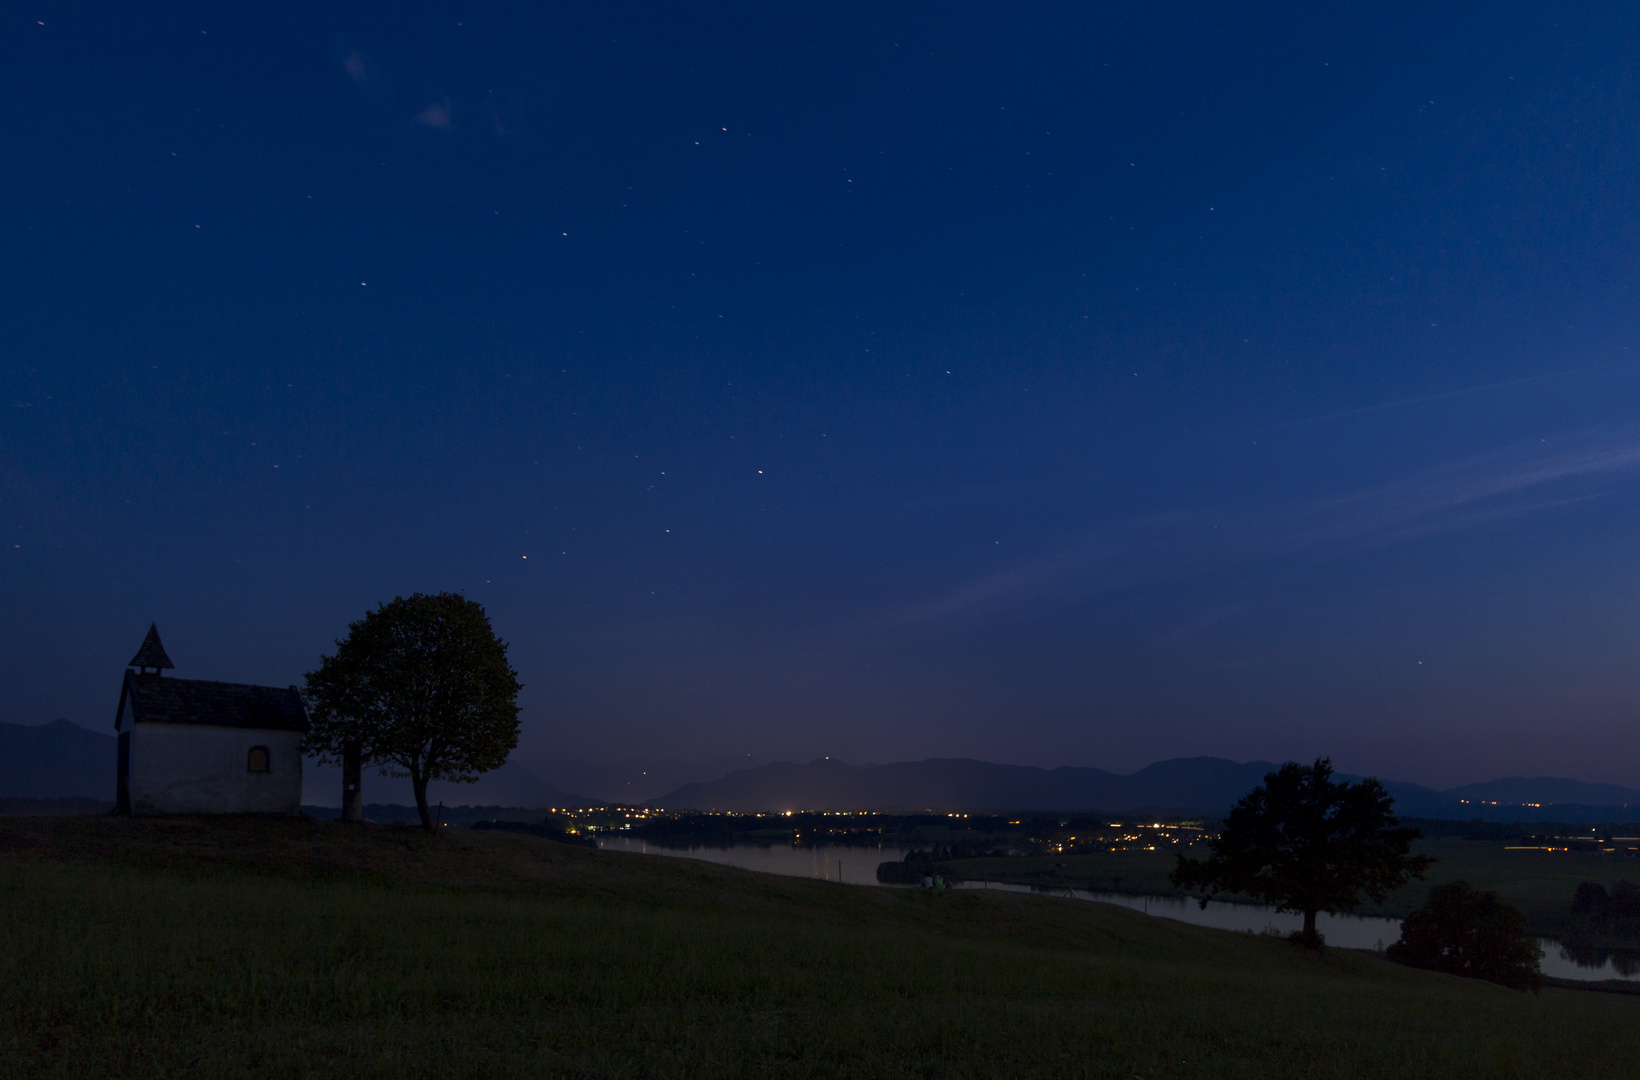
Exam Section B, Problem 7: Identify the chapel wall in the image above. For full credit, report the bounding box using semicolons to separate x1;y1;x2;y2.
128;723;303;815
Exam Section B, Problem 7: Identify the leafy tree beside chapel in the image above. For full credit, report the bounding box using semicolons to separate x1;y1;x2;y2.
304;592;522;829
1173;758;1431;946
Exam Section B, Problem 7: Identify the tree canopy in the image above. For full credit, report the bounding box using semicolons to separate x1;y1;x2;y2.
1387;881;1542;992
1172;758;1431;945
304;592;522;828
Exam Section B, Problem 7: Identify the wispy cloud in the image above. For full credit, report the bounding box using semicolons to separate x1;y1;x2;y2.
416;99;453;130
878;537;1130;627
875;428;1640;630
1293;433;1640;550
342;51;368;84
1277;358;1640;429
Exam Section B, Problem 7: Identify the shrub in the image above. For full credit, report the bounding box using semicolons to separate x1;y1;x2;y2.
1387;881;1541;992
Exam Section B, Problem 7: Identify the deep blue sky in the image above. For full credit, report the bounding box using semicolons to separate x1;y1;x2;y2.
6;3;1640;790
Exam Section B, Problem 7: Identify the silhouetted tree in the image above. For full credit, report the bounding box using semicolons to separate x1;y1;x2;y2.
1387;880;1542;992
1571;880;1640;924
304;593;522;829
1567;879;1640;950
1606;880;1640;920
1172;758;1431;946
1572;881;1611;916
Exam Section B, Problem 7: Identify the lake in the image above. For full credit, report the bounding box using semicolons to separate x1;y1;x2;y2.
597;836;911;886
597;837;1640;983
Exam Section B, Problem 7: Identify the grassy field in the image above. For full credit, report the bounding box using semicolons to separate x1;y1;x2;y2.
1361;839;1640;932
3;816;1639;1079
942;838;1640;936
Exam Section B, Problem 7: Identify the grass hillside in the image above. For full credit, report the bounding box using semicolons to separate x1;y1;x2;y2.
3;816;1638;1079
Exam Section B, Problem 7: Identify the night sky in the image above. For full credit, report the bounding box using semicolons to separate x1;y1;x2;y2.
7;3;1640;793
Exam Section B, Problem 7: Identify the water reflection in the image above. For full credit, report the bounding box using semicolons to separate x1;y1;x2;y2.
1557;945;1640;977
598;840;1640;982
596;836;912;887
957;881;1401;950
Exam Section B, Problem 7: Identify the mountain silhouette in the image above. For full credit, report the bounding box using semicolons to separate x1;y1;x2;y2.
0;719;117;799
8;722;1640;823
651;756;1640;821
1444;776;1640;808
653;756;1290;814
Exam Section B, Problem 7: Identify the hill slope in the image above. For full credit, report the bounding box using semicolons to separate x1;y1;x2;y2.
2;815;1637;1079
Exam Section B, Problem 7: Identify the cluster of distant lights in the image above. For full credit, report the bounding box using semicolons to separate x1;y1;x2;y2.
544;808;1205;823
1040;822;1207;854
543;807;656;834
1504;832;1640;854
1458;799;1635;809
500;808;1640;861
536;808;1211;850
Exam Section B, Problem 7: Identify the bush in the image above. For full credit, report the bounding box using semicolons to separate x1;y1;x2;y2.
1387;881;1541;992
876;860;924;884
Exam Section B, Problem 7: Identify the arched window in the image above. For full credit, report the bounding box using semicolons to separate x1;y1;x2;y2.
247;746;271;774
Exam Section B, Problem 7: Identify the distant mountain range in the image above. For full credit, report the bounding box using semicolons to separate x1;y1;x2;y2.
1443;776;1640;808
651;757;1640;823
0;719;118;798
653;757;1280;817
7;719;1640;822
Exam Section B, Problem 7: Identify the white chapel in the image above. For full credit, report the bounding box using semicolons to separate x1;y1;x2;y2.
114;625;309;815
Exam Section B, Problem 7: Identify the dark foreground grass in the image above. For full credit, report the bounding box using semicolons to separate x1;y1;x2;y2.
2;817;1638;1079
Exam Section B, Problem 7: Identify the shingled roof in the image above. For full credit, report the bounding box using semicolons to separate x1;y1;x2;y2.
120;671;309;733
128;624;175;671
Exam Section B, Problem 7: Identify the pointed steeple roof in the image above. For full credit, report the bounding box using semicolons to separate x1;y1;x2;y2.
128;623;175;671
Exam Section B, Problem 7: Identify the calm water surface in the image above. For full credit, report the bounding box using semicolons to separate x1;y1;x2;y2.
599;839;1638;982
596;836;912;886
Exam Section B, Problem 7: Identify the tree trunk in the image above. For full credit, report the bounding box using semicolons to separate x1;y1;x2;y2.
341;741;363;822
412;769;433;830
116;731;131;815
1303;907;1319;946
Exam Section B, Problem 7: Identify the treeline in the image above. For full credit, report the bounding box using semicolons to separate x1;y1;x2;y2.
1406;818;1640;844
1572;880;1640;920
1566;879;1640;953
875;843;1022;883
